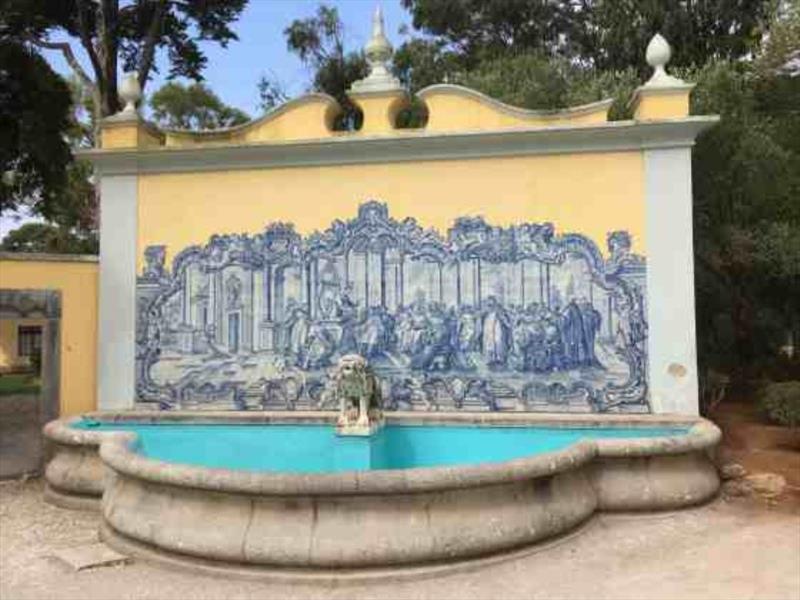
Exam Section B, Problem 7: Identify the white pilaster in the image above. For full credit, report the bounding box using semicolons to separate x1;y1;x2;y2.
97;175;138;410
644;147;699;415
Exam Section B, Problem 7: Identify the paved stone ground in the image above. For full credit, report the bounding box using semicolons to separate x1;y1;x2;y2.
0;393;44;479
1;479;798;600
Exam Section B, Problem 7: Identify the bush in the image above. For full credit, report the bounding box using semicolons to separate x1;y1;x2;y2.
758;381;800;427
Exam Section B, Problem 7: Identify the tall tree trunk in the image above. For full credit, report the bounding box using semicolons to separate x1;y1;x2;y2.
96;0;120;118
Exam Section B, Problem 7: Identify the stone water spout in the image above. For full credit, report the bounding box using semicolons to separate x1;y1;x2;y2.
330;354;384;436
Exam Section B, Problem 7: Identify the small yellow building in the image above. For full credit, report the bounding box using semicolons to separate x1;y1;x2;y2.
0;318;46;372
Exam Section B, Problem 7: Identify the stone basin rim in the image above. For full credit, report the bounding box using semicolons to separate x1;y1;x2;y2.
45;413;720;497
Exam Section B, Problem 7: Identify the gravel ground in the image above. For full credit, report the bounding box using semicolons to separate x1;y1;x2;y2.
1;479;799;600
0;394;44;479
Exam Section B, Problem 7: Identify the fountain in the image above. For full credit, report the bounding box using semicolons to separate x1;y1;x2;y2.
36;4;722;577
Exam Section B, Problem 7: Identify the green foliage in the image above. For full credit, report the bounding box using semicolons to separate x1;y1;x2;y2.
55;160;98;234
149;82;249;130
690;54;800;377
393;37;462;92
284;4;368;130
756;0;800;77
401;0;771;75
2;0;248;119
0;42;97;248
0;374;41;396
456;53;639;119
758;381;800;427
2;0;248;254
0;41;73;217
401;0;580;64
0;222;98;254
459;54;575;109
578;0;770;74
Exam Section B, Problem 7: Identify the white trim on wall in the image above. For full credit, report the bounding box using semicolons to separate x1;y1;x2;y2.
644;147;699;415
82;117;718;177
97;175;138;410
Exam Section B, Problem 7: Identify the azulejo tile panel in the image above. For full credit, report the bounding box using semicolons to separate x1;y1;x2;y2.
135;201;648;413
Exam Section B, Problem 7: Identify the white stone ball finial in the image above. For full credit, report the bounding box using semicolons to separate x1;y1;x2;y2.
644;33;684;87
118;72;142;116
646;34;671;74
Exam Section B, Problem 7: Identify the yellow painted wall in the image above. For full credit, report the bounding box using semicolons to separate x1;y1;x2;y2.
0;318;48;370
421;93;609;132
633;90;691;120
137;151;644;270
165;97;341;147
0;260;98;415
101;121;162;149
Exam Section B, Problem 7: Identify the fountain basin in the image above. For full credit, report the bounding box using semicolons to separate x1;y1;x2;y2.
43;412;720;569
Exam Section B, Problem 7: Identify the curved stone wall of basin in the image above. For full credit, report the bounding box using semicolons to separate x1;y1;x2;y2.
42;419;106;510
44;412;721;568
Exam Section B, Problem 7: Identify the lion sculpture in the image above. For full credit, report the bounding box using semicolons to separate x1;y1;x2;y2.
332;354;383;435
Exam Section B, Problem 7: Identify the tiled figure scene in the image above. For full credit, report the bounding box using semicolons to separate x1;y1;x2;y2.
136;201;648;412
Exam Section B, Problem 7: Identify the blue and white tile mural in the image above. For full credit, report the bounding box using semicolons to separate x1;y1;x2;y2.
136;201;649;412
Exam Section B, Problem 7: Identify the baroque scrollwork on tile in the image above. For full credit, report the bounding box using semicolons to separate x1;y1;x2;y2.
135;200;648;413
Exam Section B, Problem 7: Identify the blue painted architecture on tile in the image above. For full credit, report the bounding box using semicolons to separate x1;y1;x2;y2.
135;201;648;412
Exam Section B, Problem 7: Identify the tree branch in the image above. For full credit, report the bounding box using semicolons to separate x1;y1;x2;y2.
31;39;97;93
137;0;168;90
75;0;104;84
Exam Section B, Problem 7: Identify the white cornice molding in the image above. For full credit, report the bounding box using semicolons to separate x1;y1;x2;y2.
80;116;719;176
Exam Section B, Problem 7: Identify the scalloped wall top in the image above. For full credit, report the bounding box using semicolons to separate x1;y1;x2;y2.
106;85;617;150
416;85;613;132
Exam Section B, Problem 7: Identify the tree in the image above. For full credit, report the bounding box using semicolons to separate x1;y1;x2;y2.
1;42;99;250
284;4;368;130
0;222;97;254
687;3;800;378
149;82;249;130
393;36;463;91
1;0;247;128
400;0;580;64
455;52;638;120
399;0;772;76
256;75;289;112
0;41;73;217
755;0;800;77
2;0;248;252
576;0;772;74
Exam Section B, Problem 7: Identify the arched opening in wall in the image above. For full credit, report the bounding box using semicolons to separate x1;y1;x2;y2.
333;99;364;132
0;289;60;479
395;97;429;129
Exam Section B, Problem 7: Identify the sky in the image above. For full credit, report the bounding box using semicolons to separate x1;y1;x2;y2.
48;0;412;115
0;1;413;238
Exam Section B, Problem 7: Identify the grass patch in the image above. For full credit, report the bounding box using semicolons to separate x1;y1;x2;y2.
0;374;41;396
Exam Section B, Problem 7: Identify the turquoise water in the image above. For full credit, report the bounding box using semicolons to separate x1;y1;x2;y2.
73;420;688;474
